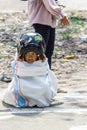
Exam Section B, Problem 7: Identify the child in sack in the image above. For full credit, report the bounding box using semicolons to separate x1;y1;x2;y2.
2;32;58;108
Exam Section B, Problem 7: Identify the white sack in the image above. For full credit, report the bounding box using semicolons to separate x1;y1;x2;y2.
3;59;57;107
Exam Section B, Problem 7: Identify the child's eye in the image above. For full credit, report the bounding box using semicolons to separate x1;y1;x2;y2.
33;52;35;55
33;53;37;56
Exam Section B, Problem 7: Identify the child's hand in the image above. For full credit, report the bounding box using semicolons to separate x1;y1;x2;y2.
40;54;46;62
17;57;24;62
17;54;24;62
60;16;70;26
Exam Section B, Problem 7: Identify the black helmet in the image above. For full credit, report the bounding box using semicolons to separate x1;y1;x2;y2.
18;32;46;59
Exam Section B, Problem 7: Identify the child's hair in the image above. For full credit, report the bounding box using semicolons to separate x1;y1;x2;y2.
17;32;46;62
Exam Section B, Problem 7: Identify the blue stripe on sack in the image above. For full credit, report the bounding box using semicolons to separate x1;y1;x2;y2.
12;61;19;94
12;61;26;107
17;94;26;107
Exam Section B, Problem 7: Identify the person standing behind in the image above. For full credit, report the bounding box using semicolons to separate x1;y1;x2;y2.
28;0;70;69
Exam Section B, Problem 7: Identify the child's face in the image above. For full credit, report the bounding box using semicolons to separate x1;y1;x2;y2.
24;51;38;63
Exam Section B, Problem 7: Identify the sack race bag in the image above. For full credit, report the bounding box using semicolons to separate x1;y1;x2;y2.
2;58;57;107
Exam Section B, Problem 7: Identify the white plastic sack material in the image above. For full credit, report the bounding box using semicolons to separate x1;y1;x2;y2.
16;59;48;76
2;59;57;108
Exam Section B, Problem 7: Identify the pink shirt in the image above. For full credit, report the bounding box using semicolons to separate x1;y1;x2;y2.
28;0;66;28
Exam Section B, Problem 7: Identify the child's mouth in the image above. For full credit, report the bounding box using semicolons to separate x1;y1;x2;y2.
27;59;34;63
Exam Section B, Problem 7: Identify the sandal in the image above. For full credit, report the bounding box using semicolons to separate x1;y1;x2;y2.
0;76;12;83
